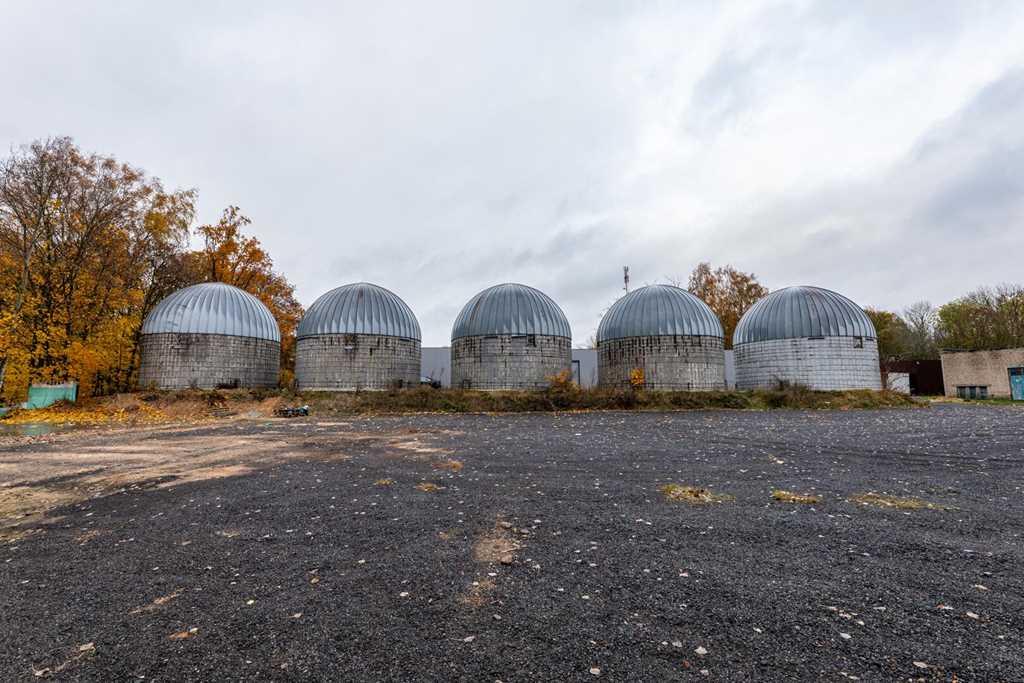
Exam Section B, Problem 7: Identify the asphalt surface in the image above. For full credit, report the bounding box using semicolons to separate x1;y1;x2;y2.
2;405;1023;681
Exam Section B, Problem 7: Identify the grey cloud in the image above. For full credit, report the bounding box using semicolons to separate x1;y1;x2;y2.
2;2;1022;345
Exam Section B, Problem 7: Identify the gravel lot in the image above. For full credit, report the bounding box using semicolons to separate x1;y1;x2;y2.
1;405;1022;681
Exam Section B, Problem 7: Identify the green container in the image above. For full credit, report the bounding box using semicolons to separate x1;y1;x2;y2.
22;383;78;409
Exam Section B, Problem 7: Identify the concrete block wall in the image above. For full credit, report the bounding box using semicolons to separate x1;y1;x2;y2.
139;333;280;390
451;334;571;390
295;334;420;391
940;348;1024;398
598;335;726;390
886;372;911;394
734;337;881;390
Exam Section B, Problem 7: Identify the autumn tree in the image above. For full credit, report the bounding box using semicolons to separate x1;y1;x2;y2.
0;138;196;400
937;285;1024;351
1;138;300;402
192;207;303;385
864;308;909;361
683;263;768;349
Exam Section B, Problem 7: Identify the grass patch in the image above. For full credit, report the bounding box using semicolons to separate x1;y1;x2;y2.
373;478;395;486
772;489;821;504
659;484;733;504
414;482;443;493
295;386;917;415
432;459;464;472
849;492;946;510
5;385;917;425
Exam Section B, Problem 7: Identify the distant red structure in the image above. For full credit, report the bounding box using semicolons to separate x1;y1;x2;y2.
880;360;944;395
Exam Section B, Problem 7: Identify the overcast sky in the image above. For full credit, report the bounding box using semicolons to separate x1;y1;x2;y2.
3;1;1023;345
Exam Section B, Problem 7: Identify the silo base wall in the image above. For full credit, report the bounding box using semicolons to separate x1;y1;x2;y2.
139;333;280;390
451;335;571;390
734;338;881;391
598;336;726;390
295;334;421;391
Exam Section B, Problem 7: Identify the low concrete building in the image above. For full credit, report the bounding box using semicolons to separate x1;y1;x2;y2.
940;348;1024;399
295;283;421;391
139;282;280;390
423;347;600;388
451;283;571;390
733;286;881;391
596;284;725;390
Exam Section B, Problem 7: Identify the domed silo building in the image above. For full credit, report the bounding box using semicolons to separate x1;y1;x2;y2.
733;285;881;391
451;283;572;390
138;282;280;389
294;282;421;391
597;284;726;390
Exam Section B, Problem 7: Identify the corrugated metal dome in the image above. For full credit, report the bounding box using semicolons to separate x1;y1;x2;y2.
597;285;723;342
452;283;571;341
297;282;421;340
733;285;876;345
141;282;280;342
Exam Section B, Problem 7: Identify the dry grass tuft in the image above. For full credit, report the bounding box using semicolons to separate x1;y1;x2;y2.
414;482;443;493
432;459;464;472
659;484;733;504
168;627;198;641
473;518;522;565
129;590;183;615
849;492;946;510
374;478;395;486
460;578;496;608
772;489;821;504
75;529;106;545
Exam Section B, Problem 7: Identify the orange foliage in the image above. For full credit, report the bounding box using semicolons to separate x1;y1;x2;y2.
687;262;768;349
0;138;301;402
193;207;303;386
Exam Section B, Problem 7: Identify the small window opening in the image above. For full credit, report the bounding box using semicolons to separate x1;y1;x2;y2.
957;385;989;399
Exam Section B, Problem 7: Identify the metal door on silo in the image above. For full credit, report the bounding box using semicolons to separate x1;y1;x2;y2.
1009;367;1024;401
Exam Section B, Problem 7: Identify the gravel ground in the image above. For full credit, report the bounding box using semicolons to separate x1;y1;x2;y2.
1;405;1022;681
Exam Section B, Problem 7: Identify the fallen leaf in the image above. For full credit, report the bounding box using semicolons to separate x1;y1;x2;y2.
169;628;198;641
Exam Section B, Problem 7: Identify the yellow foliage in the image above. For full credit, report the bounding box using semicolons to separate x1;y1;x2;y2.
629;368;645;388
0;138;301;401
2;403;168;426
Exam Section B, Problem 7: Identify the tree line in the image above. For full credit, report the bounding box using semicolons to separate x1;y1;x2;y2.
0;137;301;403
3;138;1022;403
675;264;1024;360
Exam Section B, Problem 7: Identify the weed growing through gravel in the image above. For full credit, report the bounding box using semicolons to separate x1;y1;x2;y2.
849;492;946;510
772;489;821;504
658;484;733;504
415;482;443;493
433;459;464;472
374;478;395;486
